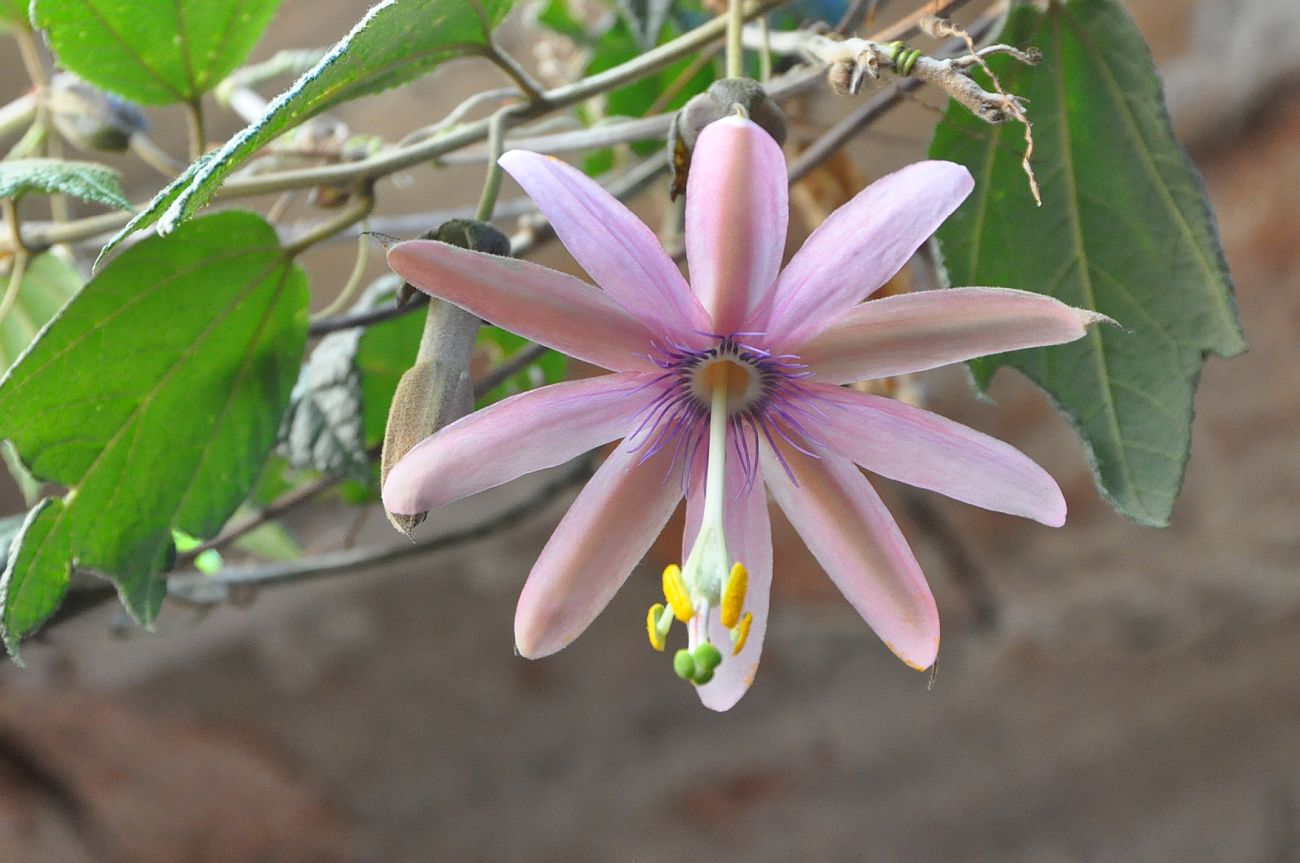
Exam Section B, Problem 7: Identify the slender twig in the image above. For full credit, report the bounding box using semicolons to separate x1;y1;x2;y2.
788;77;920;182
476;342;549;395
308;229;373;322
283;191;375;256
646;45;723;116
727;0;746;78
13;27;48;93
0;202;30;325
183;99;207;160
168;454;596;606
398;87;522;146
474;106;520;221
0;94;38;140
482;44;547;106
11;26;70;224
182;471;345;562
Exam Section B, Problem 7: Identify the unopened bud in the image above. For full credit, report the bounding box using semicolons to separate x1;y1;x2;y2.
668;78;787;199
381;358;471;535
46;74;146;153
381;220;510;535
395;220;510;307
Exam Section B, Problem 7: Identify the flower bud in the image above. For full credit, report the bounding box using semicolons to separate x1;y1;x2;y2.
668;78;787;199
381;220;510;535
46;74;146;153
396;219;510;306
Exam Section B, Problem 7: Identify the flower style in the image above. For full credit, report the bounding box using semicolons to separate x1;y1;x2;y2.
383;116;1102;711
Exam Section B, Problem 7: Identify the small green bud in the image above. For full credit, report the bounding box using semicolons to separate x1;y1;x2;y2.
693;666;714;686
673;648;697;681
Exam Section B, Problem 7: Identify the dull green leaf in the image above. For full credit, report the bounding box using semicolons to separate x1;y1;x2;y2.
0;211;308;650
929;0;1245;526
32;0;283;104
0;158;131;210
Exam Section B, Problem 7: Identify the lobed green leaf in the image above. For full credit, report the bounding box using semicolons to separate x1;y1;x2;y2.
929;0;1245;526
0;211;308;649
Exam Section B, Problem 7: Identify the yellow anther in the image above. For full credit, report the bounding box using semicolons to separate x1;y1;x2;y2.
731;611;753;655
720;562;748;628
662;564;693;622
647;603;667;651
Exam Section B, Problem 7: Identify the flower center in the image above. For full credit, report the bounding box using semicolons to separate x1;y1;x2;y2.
629;334;828;688
690;355;761;413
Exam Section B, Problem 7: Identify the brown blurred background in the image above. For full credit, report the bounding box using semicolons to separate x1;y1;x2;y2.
1;1;1297;860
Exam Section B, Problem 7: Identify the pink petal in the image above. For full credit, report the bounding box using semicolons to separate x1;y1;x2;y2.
388;240;654;373
801;287;1107;383
499;150;708;338
685;116;788;334
807;382;1067;526
761;446;939;671
682;447;773;712
760;161;973;346
382;373;652;515
515;442;684;658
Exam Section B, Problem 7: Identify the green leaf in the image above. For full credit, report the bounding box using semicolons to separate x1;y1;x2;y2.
0;211;308;649
0;158;131;210
929;0;1245;526
1;252;82;373
32;0;283;104
103;0;513;248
